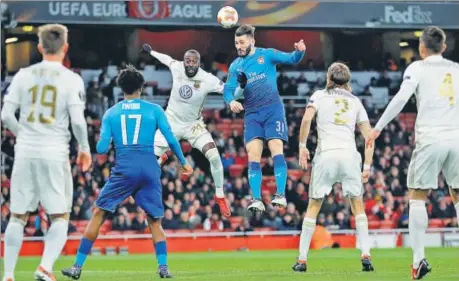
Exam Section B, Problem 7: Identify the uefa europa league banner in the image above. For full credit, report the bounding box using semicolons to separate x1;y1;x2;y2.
3;1;459;29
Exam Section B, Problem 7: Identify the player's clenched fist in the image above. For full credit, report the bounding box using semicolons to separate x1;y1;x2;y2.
77;151;92;172
294;39;306;52
229;100;244;113
181;164;193;176
141;43;153;54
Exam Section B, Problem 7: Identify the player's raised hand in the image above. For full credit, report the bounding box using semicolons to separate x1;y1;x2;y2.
366;129;380;148
181;164;193;176
299;147;310;170
229;100;244;113
141;43;153;55
294;40;306;51
362;170;370;183
77;151;92;172
237;72;248;89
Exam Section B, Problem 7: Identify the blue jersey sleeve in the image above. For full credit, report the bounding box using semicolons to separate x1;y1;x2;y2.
155;106;187;165
268;48;305;65
223;62;239;105
96;111;112;154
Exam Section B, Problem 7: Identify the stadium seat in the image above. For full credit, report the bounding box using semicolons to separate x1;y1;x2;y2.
96;154;107;166
229;216;244;228
92;119;101;127
428;219;443;228
380;220;396;229
368;221;381;229
229;164;244;178
220;118;232;124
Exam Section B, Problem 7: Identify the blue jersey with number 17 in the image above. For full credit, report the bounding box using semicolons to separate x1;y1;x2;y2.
96;99;186;165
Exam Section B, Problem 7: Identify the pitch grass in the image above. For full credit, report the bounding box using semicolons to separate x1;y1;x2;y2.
8;248;458;281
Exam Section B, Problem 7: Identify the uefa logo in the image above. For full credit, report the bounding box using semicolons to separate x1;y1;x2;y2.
179;85;193;99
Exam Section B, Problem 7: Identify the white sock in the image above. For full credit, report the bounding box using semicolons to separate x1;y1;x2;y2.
40;218;69;272
207;150;225;198
409;200;428;269
355;214;371;257
3;217;26;280
298;217;316;262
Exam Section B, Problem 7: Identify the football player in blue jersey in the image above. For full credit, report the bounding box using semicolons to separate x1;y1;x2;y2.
62;65;192;279
223;24;305;211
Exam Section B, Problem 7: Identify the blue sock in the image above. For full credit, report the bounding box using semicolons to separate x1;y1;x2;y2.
248;162;262;200
75;237;94;267
273;155;287;196
154;241;168;266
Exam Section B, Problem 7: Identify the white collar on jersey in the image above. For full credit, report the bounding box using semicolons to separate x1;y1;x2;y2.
423;55;443;62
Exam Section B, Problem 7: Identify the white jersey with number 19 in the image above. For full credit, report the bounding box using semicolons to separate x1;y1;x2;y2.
4;60;85;160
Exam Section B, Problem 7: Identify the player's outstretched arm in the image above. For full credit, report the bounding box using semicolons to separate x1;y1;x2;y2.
141;43;176;68
269;40;305;65
96;111;112;154
154;105;187;166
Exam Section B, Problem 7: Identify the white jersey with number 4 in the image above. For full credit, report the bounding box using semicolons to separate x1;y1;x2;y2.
4;60;85;160
307;88;369;153
403;55;459;145
163;59;223;124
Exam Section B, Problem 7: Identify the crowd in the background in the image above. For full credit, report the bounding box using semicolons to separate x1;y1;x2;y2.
1;58;457;236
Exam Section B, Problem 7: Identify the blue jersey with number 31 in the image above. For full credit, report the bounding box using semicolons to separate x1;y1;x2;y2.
96;99;186;165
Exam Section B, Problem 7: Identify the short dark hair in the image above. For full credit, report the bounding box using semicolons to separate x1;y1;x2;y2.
421;26;446;54
116;65;145;95
235;24;255;37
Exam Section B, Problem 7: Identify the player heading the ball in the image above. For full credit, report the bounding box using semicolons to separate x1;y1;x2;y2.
223;24;305;212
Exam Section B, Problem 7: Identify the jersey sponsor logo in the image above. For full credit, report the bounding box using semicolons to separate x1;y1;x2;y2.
257;56;264;64
179;85;193;99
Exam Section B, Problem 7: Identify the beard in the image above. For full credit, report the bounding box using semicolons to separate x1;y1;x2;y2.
238;44;252;57
184;65;199;78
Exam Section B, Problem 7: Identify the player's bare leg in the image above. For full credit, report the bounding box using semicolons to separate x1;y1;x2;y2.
61;208;107;280
293;198;322;272
268;139;288;208
201;142;231;217
409;189;432;280
349;197;374;272
34;213;70;281
449;187;459;219
246;139;265;211
147;216;172;278
2;213;28;281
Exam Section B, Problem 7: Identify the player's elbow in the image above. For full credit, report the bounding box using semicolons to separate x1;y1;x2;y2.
96;140;109;154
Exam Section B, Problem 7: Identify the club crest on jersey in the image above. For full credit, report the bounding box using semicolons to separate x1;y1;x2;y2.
193;80;201;89
179;85;193;99
257;56;264;64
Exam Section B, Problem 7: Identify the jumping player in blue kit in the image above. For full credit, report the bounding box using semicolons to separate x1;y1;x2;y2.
223;24;305;211
62;66;192;279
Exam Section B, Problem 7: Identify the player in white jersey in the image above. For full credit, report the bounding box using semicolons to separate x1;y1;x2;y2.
292;63;375;273
141;44;242;218
0;24;91;281
368;26;459;280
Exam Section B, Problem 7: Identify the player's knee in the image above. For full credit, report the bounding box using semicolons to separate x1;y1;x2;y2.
92;207;107;219
305;198;322;218
267;139;284;155
205;148;222;167
49;213;70;222
147;216;162;227
408;189;429;201
11;213;29;223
